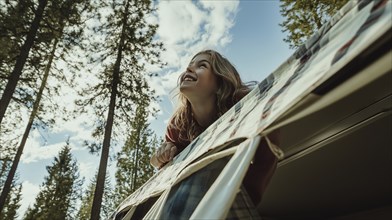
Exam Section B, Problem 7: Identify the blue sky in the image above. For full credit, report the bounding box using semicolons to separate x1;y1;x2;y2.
226;1;293;81
15;0;293;217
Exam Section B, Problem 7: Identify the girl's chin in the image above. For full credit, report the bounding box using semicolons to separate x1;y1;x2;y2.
179;86;195;98
179;83;195;91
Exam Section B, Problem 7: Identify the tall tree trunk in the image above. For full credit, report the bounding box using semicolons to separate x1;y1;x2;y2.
132;132;141;192
90;2;130;219
0;37;58;214
0;0;48;124
0;158;10;178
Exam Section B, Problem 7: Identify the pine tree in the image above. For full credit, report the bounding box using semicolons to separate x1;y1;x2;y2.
0;0;92;213
23;142;83;220
0;0;48;124
0;160;22;220
279;0;349;48
76;173;114;220
0;0;39;163
0;0;35;80
0;184;22;220
75;0;164;218
114;97;157;208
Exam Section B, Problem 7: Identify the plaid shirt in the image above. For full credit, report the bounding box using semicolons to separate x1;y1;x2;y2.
160;157;261;220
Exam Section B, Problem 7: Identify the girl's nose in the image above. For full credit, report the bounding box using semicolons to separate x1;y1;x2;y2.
187;65;195;73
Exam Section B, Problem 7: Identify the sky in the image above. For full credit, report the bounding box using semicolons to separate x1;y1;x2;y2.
12;0;294;217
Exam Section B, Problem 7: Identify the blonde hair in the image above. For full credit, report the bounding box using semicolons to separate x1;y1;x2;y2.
170;50;251;143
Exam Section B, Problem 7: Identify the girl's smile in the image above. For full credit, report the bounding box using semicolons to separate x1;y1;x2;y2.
181;72;197;84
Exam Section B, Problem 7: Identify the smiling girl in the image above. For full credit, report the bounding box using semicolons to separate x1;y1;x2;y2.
151;50;278;219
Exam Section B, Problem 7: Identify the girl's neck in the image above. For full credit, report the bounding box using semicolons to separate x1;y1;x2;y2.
189;97;217;128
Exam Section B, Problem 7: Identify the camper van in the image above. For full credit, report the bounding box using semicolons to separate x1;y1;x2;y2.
112;1;392;219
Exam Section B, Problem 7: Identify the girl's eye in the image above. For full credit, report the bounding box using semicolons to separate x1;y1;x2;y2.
199;63;207;68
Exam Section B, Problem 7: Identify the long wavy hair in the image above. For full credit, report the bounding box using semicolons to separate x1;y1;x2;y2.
169;50;252;144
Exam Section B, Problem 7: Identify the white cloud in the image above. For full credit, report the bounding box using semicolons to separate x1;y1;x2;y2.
149;0;240;100
19;181;40;219
21;137;61;163
199;1;238;45
20;129;84;164
52;113;95;145
157;1;206;45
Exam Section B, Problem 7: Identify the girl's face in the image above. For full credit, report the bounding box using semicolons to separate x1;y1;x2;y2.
179;53;219;101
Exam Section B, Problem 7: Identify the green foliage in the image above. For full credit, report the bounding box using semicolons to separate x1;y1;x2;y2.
30;0;93;130
0;0;92;214
113;98;158;208
76;173;114;220
0;0;37;145
279;0;349;49
0;0;35;77
0;0;91;144
73;1;164;217
1;0;164;218
0;184;22;220
23;142;83;220
75;0;165;152
0;160;22;220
